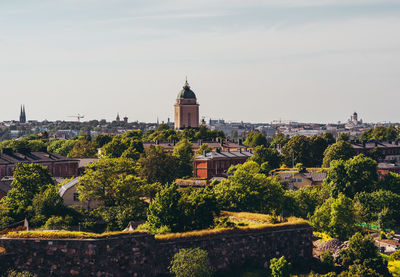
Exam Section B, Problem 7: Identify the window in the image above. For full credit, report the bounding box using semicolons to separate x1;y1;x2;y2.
73;193;80;202
297;179;302;182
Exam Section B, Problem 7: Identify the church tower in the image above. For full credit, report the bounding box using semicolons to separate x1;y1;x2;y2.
174;79;199;129
19;105;26;123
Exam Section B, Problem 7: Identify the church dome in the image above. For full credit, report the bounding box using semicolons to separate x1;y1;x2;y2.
177;80;196;99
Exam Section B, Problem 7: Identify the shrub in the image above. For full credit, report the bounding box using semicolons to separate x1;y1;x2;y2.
269;256;291;277
390;250;400;261
169;248;213;277
44;215;73;230
320;250;334;272
7;270;37;277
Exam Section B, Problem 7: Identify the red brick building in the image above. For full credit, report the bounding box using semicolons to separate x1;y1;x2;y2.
194;149;253;181
351;141;400;162
0;150;79;180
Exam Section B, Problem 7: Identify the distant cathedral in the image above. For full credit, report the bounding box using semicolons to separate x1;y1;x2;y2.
174;79;199;129
19;105;26;123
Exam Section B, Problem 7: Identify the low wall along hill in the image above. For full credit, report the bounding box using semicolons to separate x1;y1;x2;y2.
0;223;313;276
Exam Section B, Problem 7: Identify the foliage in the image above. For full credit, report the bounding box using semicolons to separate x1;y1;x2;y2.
390;251;400;261
147;185;218;233
44;215;74;230
320;251;335;272
47;139;76;157
196;143;213;155
360;126;399;142
213;161;285;214
269;256;291;277
284;186;327;219
169;248;213;277
250;145;281;171
67;139;97;158
93;134;113;148
101;130;143;160
380;172;400;195
139;145;177;184
324;155;378;198
172;139;194;178
6;270;37;277
354;190;400;229
310;194;356;241
337;232;390;276
271;133;289;147
244;132;268;147
322;141;355;168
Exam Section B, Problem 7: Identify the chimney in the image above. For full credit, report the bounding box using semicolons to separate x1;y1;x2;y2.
203;150;206;156
239;148;242;153
227;148;230;153
239;139;243;145
249;149;253;154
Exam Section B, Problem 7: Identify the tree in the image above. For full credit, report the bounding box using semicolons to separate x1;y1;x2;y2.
324;155;378;198
380;172;400;195
250;145;281;170
322;140;355;168
337;232;390;276
93;134;113;148
68;140;97;158
269;256;291;277
309;135;329;166
147;184;181;232
77;158;145;206
360;126;399;142
213;161;285;214
244;132;268;147
172;139;194;178
271;133;289;147
101;130;143;160
284;186;326;219
310;194;356;241
139;145;177;184
354;190;400;229
196;143;212;155
169;248;213;277
281;135;313;167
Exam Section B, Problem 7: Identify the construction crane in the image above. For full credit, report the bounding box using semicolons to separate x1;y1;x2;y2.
68;114;85;122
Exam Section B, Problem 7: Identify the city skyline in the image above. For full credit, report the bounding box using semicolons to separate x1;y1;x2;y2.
1;0;400;123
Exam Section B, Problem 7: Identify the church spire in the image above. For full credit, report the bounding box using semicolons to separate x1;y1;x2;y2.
19;105;26;123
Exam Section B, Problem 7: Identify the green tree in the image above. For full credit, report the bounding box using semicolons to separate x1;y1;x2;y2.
147;184;181;232
269;256;291;277
172;139;194;178
213;161;285;213
337;232;390;276
101;130;143;160
324;155;378;198
281;135;312;167
139;145;177;184
169;248;213;277
271;133;289;147
322;140;355;168
311;194;356;241
93;134;113;148
380;172;400;195
250;145;281;170
244;132;268;147
77;158;145;206
196;143;213;155
68;140;97;158
284;186;326;219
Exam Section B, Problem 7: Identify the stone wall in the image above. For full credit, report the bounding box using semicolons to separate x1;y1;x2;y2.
0;223;312;276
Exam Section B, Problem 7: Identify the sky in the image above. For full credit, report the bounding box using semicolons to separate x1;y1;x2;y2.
1;0;400;124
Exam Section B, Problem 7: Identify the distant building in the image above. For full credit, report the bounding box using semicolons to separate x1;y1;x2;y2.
194;149;253;181
58;178;100;210
351;141;400;162
0;150;79;180
174;79;199;129
377;162;400;179
116;113;120;122
19;105;26;123
278;171;327;190
143;140;249;152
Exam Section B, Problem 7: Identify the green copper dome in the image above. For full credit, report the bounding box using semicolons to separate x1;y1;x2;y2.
177;80;197;99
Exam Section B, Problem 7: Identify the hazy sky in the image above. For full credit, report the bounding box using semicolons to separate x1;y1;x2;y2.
1;0;400;124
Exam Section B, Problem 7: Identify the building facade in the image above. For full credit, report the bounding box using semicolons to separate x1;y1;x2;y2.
174;80;199;129
0;150;79;180
194;149;253;181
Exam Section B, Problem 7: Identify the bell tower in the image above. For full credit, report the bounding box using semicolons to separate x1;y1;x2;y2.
174;79;199;129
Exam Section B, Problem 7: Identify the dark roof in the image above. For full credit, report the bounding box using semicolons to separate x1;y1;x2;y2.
195;150;253;161
0;151;78;165
177;81;196;99
279;172;327;183
377;163;400;170
351;141;400;150
0;178;12;194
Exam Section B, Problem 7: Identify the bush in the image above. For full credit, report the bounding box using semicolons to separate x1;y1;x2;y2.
7;270;37;277
44;215;73;230
269;256;291;277
169;248;213;277
320;250;334;272
390;250;400;261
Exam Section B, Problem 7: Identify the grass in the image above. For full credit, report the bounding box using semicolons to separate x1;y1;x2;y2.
156;217;309;241
221;211;276;223
4;230;149;240
389;260;400;276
